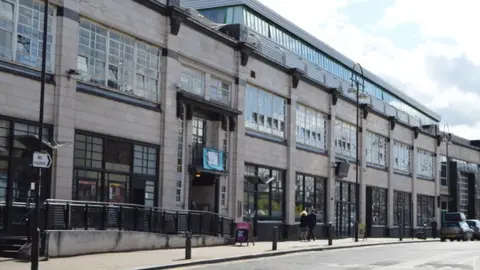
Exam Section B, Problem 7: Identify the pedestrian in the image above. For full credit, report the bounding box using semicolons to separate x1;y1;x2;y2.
431;218;438;239
306;209;317;241
299;210;308;241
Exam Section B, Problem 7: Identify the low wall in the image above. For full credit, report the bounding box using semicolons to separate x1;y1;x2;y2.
46;230;229;258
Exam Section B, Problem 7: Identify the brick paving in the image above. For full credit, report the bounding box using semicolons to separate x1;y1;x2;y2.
0;238;437;270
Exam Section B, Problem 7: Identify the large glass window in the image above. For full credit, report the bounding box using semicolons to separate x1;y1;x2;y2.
296;104;327;150
440;155;447;187
209;77;231;105
0;0;55;71
334;119;356;158
239;7;438;126
243;164;284;220
417;149;435;179
295;173;325;222
73;132;159;206
393;141;412;173
176;105;184;203
0;120;9;203
245;84;286;138
417;194;435;226
77;19;161;102
180;65;205;96
371;187;387;225
365;132;388;167
393;191;411;226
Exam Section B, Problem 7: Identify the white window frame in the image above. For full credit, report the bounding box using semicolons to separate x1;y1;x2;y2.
296;103;327;150
334;119;356;158
365;131;388;167
0;0;56;71
77;18;161;102
245;84;286;138
393;140;412;173
209;76;231;105
416;148;435;179
180;65;205;96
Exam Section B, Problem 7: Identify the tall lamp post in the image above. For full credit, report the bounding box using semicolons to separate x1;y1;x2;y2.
348;63;369;242
31;0;49;269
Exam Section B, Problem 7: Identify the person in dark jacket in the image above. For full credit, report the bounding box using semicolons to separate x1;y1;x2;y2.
306;209;317;241
299;211;308;241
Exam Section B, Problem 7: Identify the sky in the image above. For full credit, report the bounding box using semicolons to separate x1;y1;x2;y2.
258;0;480;139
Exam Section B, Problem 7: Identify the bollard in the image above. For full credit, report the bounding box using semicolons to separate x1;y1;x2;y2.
399;225;403;241
423;224;427;240
328;222;333;246
185;231;192;260
272;226;278;251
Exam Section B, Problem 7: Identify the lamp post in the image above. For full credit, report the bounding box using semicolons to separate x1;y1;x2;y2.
348;63;368;243
31;1;49;269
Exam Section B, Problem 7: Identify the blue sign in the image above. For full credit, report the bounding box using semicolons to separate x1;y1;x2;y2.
202;148;225;171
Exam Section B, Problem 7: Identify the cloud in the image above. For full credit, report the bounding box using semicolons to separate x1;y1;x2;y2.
258;0;480;140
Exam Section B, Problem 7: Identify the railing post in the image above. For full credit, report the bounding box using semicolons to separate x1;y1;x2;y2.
43;202;50;231
64;203;71;229
161;211;166;234
149;208;154;232
84;204;89;230
118;206;123;231
210;214;215;236
220;217;224;237
187;211;191;232
133;207;138;231
102;205;107;230
199;212;203;235
175;212;180;233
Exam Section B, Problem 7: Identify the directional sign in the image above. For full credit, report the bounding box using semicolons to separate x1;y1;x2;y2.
32;152;52;168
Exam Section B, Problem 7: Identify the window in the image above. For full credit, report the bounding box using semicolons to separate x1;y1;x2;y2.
245;84;286;138
365;132;388;167
334;120;356;158
209;77;231;104
417;194;435;226
296;104;327;150
393;141;412;173
176;105;184;203
295;173;325;222
77;19;161;102
459;171;468;213
0;0;55;71
440;155;447;186
73;132;159;206
371;187;387;225
393;191;411;226
221;185;226;206
417;149;435;179
243;164;284;220
180;66;205;96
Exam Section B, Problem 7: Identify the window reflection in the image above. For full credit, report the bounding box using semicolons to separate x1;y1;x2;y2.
393;141;412;173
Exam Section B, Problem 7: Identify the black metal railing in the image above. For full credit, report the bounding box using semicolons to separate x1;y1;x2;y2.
39;199;233;237
190;143;228;172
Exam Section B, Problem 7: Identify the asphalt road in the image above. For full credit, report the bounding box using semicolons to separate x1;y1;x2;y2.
184;241;480;270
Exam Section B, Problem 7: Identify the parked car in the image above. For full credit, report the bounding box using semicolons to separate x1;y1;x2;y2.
440;221;474;242
466;219;480;240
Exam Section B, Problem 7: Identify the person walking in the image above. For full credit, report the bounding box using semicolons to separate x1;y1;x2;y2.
299;210;308;241
306;209;317;241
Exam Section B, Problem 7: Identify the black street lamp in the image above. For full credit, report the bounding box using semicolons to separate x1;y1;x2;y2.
31;0;49;269
348;63;368;242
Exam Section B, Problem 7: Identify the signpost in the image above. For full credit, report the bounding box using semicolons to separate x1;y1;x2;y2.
32;152;52;168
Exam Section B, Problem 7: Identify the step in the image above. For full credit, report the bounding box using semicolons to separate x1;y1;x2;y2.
0;243;22;251
0;249;18;258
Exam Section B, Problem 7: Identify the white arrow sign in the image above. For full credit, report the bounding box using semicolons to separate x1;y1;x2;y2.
32;152;52;168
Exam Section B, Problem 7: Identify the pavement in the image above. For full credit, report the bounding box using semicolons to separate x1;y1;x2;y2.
185;241;480;270
0;237;438;270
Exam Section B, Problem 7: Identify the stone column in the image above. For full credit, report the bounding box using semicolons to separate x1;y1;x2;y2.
51;0;80;199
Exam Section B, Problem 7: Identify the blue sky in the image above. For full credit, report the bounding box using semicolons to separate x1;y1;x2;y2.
258;0;480;139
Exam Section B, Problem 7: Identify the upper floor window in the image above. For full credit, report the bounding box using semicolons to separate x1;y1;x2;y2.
0;0;55;71
180;66;205;96
393;141;412;173
417;149;435;179
365;132;388;167
77;19;161;102
245;84;286;138
209;77;230;104
440;156;447;187
334;119;356;158
296;104;327;150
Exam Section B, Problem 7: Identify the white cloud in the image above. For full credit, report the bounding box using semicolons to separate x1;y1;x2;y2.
259;0;480;140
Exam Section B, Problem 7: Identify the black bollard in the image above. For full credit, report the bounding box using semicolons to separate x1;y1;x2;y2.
185;232;192;260
328;222;333;246
399;225;403;241
272;226;278;251
423;224;427;240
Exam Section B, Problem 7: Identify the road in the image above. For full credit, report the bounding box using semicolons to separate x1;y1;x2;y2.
184;241;480;270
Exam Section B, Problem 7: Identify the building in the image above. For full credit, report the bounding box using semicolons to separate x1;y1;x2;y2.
0;0;479;242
